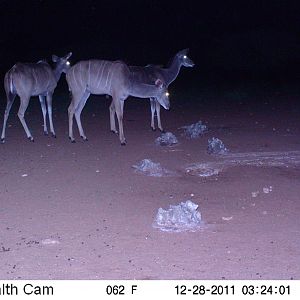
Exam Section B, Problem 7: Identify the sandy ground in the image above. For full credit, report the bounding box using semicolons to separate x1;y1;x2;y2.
0;84;299;280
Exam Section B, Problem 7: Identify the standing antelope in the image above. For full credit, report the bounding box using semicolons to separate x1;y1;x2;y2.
1;52;72;142
66;60;170;145
129;48;194;132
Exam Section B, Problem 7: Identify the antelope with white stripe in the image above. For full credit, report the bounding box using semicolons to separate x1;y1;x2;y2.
66;59;170;145
129;48;194;131
1;52;72;142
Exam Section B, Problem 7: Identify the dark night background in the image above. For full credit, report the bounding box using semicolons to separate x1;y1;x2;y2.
0;0;300;93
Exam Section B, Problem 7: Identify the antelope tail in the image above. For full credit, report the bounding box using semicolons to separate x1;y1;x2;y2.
4;66;15;95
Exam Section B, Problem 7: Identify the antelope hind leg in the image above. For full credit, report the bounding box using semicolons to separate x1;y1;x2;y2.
18;96;34;141
1;92;16;142
74;92;90;141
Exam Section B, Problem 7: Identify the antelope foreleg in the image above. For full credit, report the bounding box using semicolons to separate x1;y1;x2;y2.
113;98;126;145
39;95;48;135
155;100;164;132
68;99;76;142
109;101;117;134
150;98;156;131
46;92;56;138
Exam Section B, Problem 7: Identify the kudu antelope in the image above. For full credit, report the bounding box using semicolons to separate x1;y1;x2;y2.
66;60;170;145
1;52;72;142
129;48;194;131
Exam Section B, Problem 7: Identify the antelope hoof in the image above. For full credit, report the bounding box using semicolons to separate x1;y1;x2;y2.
111;130;118;135
121;142;126;146
1;138;5;143
51;133;57;138
151;127;156;131
159;129;165;133
81;136;88;142
69;137;76;143
28;137;34;142
44;131;49;136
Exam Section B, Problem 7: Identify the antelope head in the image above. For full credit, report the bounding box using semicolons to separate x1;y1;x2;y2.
155;79;170;110
52;52;72;73
177;48;195;67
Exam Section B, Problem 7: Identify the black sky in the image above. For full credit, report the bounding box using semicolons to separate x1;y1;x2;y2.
0;0;300;84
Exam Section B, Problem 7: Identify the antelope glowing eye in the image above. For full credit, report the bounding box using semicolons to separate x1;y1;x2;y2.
165;92;170;97
66;61;70;66
183;55;187;59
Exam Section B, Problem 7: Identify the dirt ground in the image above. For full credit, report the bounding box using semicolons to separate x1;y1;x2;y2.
0;84;299;279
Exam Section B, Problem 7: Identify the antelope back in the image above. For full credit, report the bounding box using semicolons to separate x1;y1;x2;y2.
7;62;56;96
129;65;165;85
66;60;130;96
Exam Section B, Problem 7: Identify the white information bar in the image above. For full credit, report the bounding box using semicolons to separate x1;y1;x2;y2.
0;280;299;299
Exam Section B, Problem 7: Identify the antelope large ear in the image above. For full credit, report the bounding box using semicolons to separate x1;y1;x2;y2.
52;55;59;62
66;52;72;59
155;79;163;88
